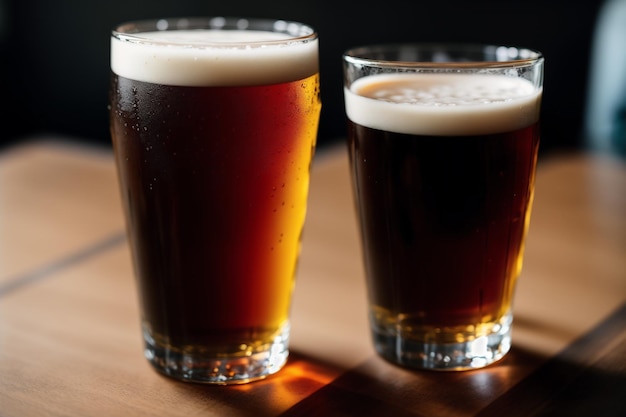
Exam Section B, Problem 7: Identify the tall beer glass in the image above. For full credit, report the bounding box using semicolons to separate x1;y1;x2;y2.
343;44;543;370
109;17;320;384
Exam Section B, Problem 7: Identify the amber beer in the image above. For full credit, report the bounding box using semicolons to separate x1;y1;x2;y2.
344;69;542;369
109;18;320;384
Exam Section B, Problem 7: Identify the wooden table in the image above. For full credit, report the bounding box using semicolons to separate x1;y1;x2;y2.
0;139;624;416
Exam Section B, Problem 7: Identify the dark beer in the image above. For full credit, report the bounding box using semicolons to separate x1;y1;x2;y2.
345;73;541;351
110;21;320;382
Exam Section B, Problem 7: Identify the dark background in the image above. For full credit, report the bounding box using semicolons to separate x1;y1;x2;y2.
0;0;604;155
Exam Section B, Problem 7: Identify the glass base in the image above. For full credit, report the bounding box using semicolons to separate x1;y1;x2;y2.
371;312;512;371
143;323;290;384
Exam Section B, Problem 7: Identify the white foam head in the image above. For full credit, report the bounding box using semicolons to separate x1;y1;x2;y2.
111;26;319;87
344;73;542;136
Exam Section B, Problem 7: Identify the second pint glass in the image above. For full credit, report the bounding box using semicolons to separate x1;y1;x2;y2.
343;44;543;370
109;18;321;384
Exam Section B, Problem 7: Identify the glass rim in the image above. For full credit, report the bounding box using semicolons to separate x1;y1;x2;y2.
112;17;318;48
343;43;544;69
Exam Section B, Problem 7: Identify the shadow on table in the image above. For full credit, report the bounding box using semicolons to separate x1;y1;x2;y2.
285;304;626;417
161;352;345;416
155;346;624;417
280;344;625;417
162;303;626;417
279;347;548;417
479;302;626;417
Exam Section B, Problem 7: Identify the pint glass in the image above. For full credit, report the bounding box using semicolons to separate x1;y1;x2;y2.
109;17;321;384
343;44;543;370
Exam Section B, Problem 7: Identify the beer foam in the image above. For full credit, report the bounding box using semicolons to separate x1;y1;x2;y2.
344;73;542;136
111;30;319;86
